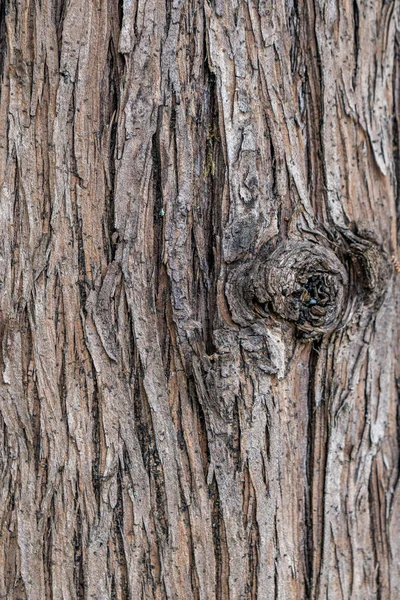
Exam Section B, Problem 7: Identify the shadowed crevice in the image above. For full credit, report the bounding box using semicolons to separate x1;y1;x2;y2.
243;462;259;600
305;338;322;598
133;355;169;541
0;0;7;86
101;36;120;263
73;504;85;599
91;370;102;517
202;64;223;356
393;34;400;244
209;475;230;600
109;465;130;600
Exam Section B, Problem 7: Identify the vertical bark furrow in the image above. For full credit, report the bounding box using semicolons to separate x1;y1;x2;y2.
209;475;230;600
0;1;7;86
73;507;85;600
134;363;168;541
394;34;400;242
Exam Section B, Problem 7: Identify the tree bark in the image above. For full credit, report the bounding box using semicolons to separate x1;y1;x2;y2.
0;0;399;598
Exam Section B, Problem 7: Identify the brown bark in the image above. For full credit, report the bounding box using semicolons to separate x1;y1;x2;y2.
0;0;399;598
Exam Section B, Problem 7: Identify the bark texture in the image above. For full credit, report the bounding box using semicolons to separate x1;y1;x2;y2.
0;0;399;599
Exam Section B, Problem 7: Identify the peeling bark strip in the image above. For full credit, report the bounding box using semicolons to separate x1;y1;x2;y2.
0;0;399;599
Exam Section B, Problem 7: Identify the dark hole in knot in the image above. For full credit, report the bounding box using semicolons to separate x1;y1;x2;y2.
293;271;340;329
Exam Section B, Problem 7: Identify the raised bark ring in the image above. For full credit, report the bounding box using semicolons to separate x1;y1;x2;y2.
262;240;348;335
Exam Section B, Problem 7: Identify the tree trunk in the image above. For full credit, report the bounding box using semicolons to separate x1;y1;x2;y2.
0;0;399;598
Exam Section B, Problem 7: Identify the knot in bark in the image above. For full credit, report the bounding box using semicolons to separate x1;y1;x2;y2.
255;241;348;336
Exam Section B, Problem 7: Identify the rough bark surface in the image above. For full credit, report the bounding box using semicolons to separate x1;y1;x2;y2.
0;0;399;599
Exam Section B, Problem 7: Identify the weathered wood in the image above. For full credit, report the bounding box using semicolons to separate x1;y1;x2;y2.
0;0;399;598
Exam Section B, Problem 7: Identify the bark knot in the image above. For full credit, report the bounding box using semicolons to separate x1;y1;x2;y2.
256;240;348;336
226;231;389;343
